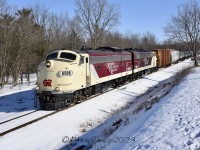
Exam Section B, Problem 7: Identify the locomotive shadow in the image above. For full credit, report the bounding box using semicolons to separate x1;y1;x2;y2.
159;70;177;75
60;76;176;150
118;89;139;97
60;110;126;150
142;77;160;83
60;95;140;150
0;89;36;112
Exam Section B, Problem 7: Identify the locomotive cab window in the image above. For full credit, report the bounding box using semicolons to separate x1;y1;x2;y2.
60;52;76;61
46;52;58;61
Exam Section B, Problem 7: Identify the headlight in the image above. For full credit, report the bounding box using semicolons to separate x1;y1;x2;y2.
45;61;51;68
55;87;60;91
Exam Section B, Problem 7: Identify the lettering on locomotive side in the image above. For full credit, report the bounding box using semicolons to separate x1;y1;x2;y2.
43;79;52;86
107;62;119;74
143;57;149;65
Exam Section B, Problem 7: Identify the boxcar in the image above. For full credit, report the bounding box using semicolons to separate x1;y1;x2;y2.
152;49;171;68
170;49;179;63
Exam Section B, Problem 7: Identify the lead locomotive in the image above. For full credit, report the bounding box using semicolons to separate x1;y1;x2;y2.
36;47;165;110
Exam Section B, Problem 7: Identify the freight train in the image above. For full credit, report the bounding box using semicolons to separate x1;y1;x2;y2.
36;47;192;110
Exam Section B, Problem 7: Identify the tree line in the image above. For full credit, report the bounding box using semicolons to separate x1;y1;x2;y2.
0;0;199;88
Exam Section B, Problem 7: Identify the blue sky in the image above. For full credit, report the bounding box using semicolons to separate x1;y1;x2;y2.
7;0;191;42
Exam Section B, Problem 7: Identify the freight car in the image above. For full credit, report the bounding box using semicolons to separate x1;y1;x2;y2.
36;47;157;110
179;50;186;61
152;49;171;68
153;49;181;68
170;49;179;63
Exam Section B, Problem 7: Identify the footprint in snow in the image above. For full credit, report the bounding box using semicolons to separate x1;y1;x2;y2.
190;142;200;150
185;139;193;146
190;131;200;139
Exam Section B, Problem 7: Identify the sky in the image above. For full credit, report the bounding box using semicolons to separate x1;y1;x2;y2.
6;0;191;43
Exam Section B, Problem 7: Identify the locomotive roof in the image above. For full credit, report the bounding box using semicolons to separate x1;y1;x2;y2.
125;48;153;53
73;49;128;54
55;47;153;55
73;46;127;54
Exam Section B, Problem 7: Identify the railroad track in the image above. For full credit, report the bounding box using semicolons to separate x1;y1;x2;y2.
0;74;145;137
0;62;191;137
0;110;58;137
0;88;115;137
0;110;38;125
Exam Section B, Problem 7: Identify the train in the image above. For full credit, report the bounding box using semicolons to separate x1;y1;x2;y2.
36;47;192;110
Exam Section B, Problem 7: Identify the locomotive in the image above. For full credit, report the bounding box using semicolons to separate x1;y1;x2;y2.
36;47;157;110
36;47;192;110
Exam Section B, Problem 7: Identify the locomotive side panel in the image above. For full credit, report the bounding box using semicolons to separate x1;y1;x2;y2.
125;49;157;73
133;51;156;73
88;51;133;86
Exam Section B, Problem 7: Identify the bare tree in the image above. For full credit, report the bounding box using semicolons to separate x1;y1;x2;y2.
75;0;120;48
9;8;45;86
30;2;49;29
164;0;200;66
122;31;142;48
0;0;14;88
0;0;9;14
30;3;51;64
102;31;123;48
141;31;157;49
68;16;85;50
47;12;69;50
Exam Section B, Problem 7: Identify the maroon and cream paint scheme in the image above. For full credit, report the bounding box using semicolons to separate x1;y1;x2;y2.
88;51;133;85
89;49;156;84
36;48;157;109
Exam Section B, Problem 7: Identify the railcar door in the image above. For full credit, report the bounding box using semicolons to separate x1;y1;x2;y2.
78;55;91;89
85;57;90;87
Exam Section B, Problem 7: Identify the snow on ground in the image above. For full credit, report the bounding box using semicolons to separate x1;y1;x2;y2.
0;74;37;122
0;59;198;150
94;67;200;150
0;74;36;96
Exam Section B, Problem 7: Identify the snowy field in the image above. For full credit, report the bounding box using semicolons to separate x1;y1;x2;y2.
0;74;37;123
94;67;200;150
0;59;199;150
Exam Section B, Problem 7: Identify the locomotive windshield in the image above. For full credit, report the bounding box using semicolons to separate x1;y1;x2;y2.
60;52;76;61
46;52;58;60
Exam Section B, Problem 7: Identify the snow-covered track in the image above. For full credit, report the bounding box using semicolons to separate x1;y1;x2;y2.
0;88;115;137
0;110;58;137
0;110;38;125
